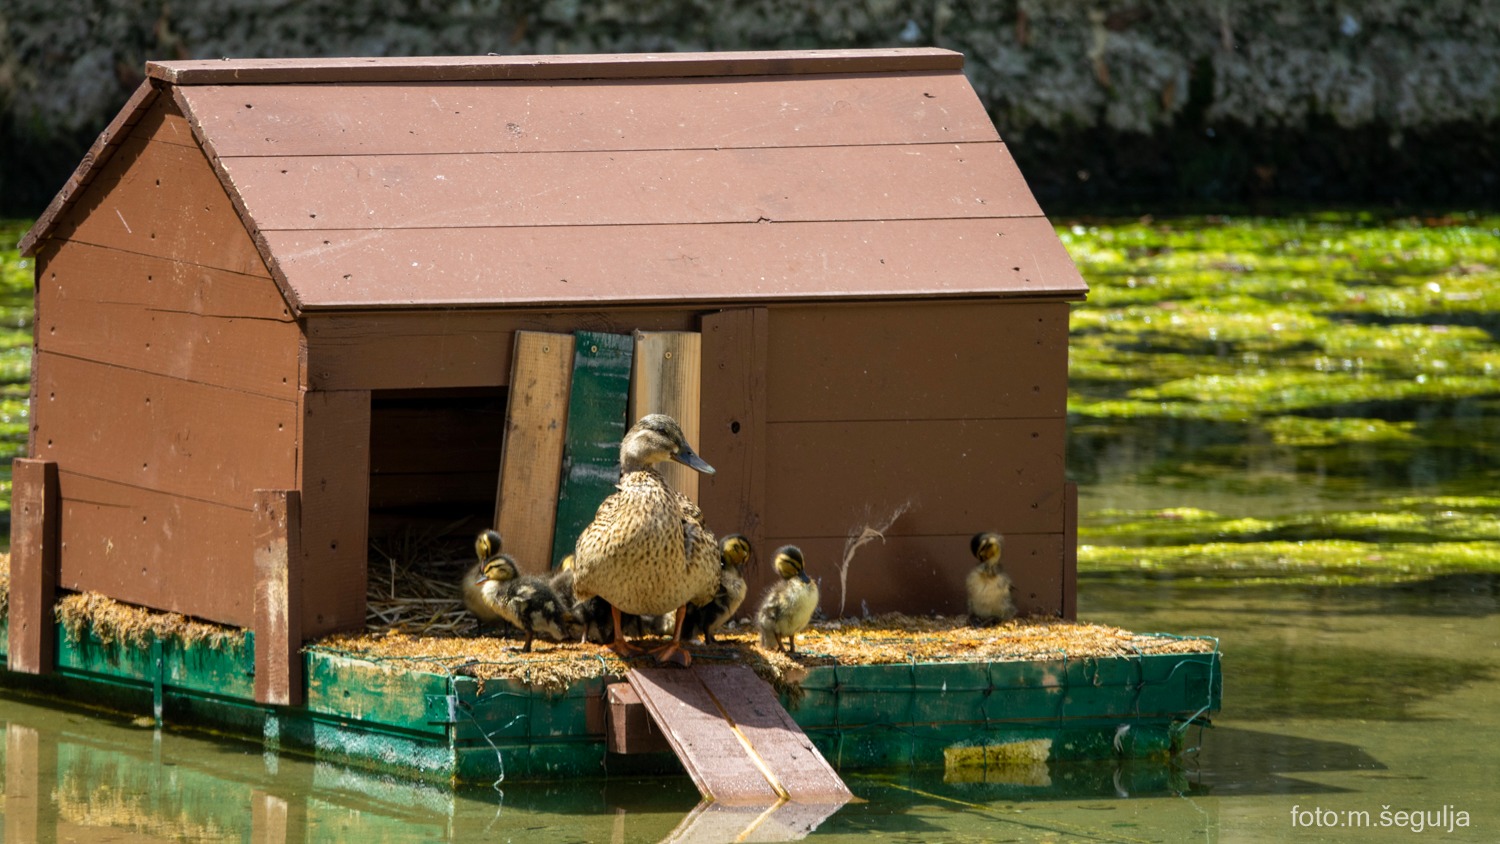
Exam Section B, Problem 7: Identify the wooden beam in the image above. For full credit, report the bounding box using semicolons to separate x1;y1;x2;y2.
7;459;59;675
605;682;671;755
297;390;370;635
253;489;304;706
494;332;573;573
630;330;703;502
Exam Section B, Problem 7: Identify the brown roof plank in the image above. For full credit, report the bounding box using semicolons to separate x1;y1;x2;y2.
174;71;994;159
148;49;963;85
262;217;1086;311
766;301;1070;423
59;471;258;628
35;352;299;510
764;418;1067;538
224;143;1039;232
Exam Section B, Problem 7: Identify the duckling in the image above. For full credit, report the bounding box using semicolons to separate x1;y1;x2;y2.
683;534;751;645
755;545;819;655
469;529;571;652
572;414;721;667
967;531;1017;626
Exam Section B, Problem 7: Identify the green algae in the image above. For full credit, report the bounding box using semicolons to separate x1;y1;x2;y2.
1064;213;1500;584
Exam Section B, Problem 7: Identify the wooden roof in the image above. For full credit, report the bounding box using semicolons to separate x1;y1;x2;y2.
22;50;1087;313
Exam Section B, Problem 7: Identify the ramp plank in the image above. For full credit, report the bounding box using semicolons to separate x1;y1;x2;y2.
628;666;852;806
629;668;783;804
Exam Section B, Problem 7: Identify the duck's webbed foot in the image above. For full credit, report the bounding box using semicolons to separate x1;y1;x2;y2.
652;642;693;667
607;604;647;658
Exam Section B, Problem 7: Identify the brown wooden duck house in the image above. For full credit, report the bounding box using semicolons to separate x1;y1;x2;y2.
10;49;1089;704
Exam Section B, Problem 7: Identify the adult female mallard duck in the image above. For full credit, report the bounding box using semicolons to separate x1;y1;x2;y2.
572;414;720;666
466;529;571;652
966;531;1017;625
755;545;819;655
682;533;751;644
552;554;667;644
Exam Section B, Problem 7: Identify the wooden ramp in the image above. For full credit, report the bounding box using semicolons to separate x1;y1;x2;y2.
627;665;853;807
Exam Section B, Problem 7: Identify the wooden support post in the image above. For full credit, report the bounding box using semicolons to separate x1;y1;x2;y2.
495;331;574;573
698;309;768;563
254;489;304;706
605;682;671;754
1062;481;1078;620
4;724;58;843
8;458;59;675
630;330;703;502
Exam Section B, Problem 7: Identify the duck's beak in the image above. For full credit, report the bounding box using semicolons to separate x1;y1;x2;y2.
672;445;716;475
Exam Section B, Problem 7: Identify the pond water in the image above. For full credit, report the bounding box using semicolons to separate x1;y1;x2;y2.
2;213;1497;842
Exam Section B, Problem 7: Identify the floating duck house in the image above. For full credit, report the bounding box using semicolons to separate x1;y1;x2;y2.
7;49;1218;785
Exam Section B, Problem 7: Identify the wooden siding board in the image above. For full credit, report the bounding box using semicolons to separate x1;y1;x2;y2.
765;419;1067;538
304;309;697;391
629;331;703;503
263;217;1085;311
698;309;768;560
253;489;305;706
46;135;266;279
550;332;632;568
37;241;290;322
173;70;988;159
34;352;298;508
495;332;574;572
19;80;160;257
56;472;257;627
297;391;371;636
224;144;1039;232
766;301;1071;422
148;49;964;85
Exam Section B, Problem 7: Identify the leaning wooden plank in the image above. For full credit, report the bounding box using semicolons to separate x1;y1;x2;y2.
7;459;59;675
695;664;852;802
662;798;848;843
628;668;783;805
495;332;574;573
253;489;304;706
550;332;633;568
630;330;703;502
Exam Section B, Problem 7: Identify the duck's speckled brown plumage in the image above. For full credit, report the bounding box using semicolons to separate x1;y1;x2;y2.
572;467;719;616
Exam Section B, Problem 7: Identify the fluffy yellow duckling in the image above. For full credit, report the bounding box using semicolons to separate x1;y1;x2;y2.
755;545;819;655
468;529;571;652
966;531;1017;625
573;414;721;666
682;533;751;644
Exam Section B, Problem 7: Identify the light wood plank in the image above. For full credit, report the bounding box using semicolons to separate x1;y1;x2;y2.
225;144;1039;231
630;331;703;503
495;332;574;573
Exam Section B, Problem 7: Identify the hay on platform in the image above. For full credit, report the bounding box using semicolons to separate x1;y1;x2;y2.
54;592;245;651
365;525;481;636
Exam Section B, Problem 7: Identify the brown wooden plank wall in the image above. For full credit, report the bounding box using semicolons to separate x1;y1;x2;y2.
32;97;300;630
744;299;1073;618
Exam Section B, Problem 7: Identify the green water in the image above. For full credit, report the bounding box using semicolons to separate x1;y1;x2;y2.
1;213;1497;841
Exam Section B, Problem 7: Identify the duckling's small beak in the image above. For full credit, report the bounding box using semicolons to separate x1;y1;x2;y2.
672;446;716;475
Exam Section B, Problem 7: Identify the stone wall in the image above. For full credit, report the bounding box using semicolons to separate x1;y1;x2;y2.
4;0;1498;215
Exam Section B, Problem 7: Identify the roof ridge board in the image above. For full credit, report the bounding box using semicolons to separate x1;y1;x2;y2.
145;48;963;86
19;80;163;257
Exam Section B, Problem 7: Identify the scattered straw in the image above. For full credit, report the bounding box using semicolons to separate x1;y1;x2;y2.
55;592;245;651
366;525;479;636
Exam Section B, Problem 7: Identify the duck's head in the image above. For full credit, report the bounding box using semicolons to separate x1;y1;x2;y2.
478;555;519;584
475;529;504;564
720;534;752;569
971;532;1004;566
620;413;716;475
773;545;810;583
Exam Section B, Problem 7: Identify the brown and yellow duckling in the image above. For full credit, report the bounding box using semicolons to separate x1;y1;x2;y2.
755;545;819;655
572;414;721;666
682;533;751;645
467;529;571;652
966;531;1017;625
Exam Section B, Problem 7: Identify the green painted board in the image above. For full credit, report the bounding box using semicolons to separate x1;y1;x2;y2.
53;621;254;700
551;331;634;568
303;650;451;739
